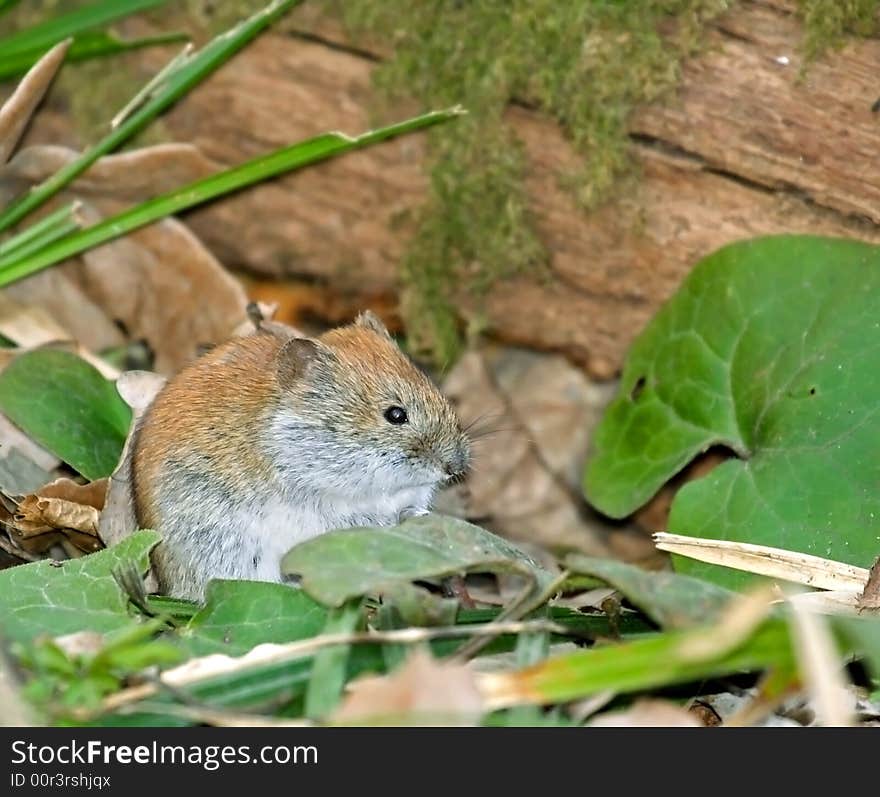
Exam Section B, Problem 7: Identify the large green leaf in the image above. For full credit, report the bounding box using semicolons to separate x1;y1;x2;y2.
281;513;553;608
0;349;131;479
179;580;328;657
585;235;880;587
0;530;159;643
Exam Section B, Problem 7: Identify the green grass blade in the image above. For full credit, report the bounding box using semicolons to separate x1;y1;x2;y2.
0;0;169;57
0;31;189;82
0;201;79;257
304;600;362;720
487;620;794;708
0;217;78;267
0;0;303;233
0;107;464;286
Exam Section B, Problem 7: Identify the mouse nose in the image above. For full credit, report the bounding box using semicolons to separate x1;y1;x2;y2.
444;445;470;481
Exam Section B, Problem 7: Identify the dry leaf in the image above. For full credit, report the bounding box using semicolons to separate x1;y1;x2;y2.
857;557;880;611
16;495;99;537
114;370;166;414
0;295;118;378
37;477;107;510
0;144;249;373
439;349;644;559
333;648;483;726
0;40;70;163
588;699;704;727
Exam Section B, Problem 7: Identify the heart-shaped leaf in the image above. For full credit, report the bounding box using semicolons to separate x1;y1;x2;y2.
585;235;880;587
0;530;158;642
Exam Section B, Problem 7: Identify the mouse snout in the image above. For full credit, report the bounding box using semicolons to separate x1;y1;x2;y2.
443;443;470;482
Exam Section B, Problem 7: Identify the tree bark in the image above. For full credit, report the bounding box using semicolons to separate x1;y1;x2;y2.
19;0;880;378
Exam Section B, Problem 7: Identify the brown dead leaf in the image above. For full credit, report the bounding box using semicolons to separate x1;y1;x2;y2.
15;494;99;537
0;144;249;373
332;648;483;726
588;699;704;727
37;477;108;510
1;477;108;557
439;348;655;562
857;557;880;611
0;40;70;164
0;294;119;378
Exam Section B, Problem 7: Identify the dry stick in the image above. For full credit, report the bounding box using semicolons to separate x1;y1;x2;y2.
653;533;870;592
92;618;567;718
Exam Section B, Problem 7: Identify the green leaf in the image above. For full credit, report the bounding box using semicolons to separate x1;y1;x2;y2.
281;513;553;608
0;530;159;643
0;349;131;479
585;235;880;587
0;106;463;284
565;554;735;629
179;580;328;657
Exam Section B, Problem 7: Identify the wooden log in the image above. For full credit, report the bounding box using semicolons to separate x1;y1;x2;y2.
17;1;880;377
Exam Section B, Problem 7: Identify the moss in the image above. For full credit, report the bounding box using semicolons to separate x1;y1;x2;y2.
798;0;880;61
335;1;731;363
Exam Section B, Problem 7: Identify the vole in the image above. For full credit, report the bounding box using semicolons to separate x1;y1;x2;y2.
131;311;470;600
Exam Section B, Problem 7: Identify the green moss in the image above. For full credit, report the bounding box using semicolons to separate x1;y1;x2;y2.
798;0;880;61
336;1;731;363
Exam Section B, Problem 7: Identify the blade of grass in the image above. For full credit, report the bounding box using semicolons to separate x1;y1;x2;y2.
304;599;362;720
0;216;79;264
0;107;464;284
0;31;189;82
0;0;303;232
479;619;794;709
0;0;169;57
503;605;552;725
0;202;80;257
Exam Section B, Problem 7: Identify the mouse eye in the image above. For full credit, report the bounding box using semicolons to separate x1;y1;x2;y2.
384;406;408;425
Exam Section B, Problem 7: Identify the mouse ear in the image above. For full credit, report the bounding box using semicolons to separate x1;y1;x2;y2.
354;310;392;340
276;337;323;390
